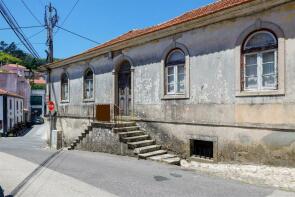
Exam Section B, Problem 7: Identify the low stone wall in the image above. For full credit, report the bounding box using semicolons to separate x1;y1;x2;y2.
45;117;91;147
137;121;295;167
77;126;134;156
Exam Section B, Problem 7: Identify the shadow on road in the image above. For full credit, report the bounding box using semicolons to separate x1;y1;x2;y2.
0;186;13;197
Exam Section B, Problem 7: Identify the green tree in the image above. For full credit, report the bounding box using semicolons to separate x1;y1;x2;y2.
0;52;22;65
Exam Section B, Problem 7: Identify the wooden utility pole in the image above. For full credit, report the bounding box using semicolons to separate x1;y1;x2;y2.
45;3;58;148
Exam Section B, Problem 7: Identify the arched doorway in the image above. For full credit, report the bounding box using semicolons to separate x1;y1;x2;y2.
117;61;131;116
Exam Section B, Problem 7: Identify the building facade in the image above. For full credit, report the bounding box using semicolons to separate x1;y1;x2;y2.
40;0;295;166
31;89;46;117
0;89;24;136
0;64;31;122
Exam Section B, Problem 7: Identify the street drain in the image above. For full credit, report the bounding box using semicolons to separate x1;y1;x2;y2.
154;176;169;182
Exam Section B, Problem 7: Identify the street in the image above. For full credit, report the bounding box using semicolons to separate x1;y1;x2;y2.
0;125;294;197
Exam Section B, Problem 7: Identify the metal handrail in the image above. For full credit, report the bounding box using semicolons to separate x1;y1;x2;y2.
113;104;122;124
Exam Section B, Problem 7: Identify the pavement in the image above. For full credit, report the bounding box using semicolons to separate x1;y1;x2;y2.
0;124;294;197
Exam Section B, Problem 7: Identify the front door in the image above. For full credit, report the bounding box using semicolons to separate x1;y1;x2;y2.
118;61;131;116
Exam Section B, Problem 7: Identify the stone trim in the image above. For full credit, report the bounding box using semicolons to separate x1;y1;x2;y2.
235;20;286;97
187;134;218;163
161;42;190;100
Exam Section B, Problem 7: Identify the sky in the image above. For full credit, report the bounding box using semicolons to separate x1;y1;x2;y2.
0;0;214;59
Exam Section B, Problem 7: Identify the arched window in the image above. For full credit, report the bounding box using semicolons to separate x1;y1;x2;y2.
165;49;185;95
61;73;69;101
84;69;94;99
242;31;278;91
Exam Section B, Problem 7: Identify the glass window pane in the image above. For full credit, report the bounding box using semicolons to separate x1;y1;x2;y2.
168;84;174;93
245;32;276;50
167;67;174;75
263;75;276;87
262;51;275;63
245;77;258;89
177;65;184;74
178;73;185;84
177;83;185;93
263;63;275;75
245;54;257;65
167;50;185;65
168;75;174;84
245;65;257;77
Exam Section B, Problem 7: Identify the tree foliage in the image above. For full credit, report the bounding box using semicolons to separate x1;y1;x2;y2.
0;41;47;70
0;52;22;65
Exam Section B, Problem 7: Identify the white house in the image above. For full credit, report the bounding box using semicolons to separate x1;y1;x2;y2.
0;88;24;136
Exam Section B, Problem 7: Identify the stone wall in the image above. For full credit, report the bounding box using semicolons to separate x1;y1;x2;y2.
138;121;295;167
77;126;133;156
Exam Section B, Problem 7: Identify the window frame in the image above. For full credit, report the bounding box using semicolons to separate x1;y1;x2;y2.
83;68;94;101
165;49;186;96
241;30;279;93
60;72;70;102
243;49;278;92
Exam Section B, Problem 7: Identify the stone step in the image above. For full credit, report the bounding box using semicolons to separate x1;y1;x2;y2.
128;140;155;149
138;150;167;159
162;157;181;165
134;145;161;154
149;154;177;161
118;130;145;138
148;154;181;165
122;135;150;143
113;126;140;133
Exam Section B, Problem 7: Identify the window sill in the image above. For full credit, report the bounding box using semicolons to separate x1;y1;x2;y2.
83;99;95;103
60;100;70;104
161;94;189;100
236;90;284;97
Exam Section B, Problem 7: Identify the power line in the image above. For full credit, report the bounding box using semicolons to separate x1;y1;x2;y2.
28;28;45;39
56;25;100;44
15;28;45;46
15;42;45;46
0;0;40;58
54;0;79;35
0;25;44;31
21;0;43;25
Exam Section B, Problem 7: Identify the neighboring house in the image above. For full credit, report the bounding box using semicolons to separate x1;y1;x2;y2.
0;64;31;122
0;88;24;136
40;0;295;166
31;78;46;117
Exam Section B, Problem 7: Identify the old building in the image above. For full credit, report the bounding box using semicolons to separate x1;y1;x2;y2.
0;64;31;122
0;88;24;136
40;0;295;166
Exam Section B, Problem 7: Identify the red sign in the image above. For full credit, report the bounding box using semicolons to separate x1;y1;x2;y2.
48;101;55;112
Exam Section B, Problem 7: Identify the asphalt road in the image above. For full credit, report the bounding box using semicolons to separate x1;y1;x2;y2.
0;124;294;197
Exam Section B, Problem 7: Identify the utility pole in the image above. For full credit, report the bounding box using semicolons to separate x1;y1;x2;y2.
44;3;58;148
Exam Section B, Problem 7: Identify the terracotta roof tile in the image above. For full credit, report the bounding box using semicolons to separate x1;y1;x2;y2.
86;0;254;53
46;0;254;66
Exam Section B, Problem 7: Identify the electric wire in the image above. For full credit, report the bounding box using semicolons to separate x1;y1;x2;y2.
0;25;44;31
54;0;80;35
56;25;100;44
0;0;40;58
21;0;43;25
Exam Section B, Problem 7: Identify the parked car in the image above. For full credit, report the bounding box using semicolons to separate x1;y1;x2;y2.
31;116;44;124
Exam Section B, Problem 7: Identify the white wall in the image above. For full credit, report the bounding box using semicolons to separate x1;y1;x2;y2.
0;96;3;134
31;89;45;117
6;96;23;131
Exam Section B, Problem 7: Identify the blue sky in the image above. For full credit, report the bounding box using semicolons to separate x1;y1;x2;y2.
0;0;214;59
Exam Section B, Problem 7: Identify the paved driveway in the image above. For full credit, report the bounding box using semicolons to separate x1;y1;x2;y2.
0;124;294;197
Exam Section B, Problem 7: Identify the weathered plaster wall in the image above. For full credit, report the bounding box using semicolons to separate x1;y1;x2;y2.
48;2;295;165
138;121;295;166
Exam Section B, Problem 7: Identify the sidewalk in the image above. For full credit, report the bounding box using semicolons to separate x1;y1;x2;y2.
181;160;295;192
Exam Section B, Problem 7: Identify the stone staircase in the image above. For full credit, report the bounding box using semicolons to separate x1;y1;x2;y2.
68;122;181;165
